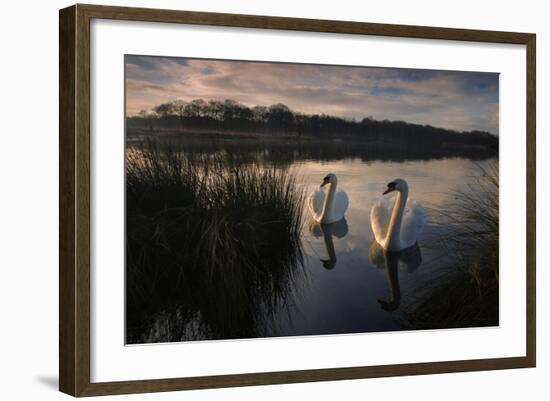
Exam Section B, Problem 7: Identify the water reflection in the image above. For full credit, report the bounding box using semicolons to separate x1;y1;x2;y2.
309;218;349;269
126;138;498;342
132;137;497;167
368;241;422;311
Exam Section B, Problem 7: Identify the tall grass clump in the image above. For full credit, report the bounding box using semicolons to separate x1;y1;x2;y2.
405;162;499;329
126;140;305;343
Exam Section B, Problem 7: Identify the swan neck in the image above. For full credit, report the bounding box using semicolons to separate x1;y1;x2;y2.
320;181;337;223
385;188;408;250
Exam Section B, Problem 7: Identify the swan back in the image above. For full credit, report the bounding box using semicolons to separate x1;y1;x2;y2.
308;182;349;224
370;193;426;250
400;199;426;249
331;190;349;223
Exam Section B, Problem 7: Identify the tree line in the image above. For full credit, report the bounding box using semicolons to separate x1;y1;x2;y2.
127;98;498;150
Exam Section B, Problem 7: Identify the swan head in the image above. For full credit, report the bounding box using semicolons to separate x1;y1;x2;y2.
383;178;408;195
320;173;337;188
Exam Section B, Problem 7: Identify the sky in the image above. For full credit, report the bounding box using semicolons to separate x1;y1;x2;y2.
125;55;499;135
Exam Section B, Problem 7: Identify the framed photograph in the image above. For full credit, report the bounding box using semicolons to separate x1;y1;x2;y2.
59;4;536;397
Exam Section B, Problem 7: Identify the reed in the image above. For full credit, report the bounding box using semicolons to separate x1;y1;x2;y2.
405;162;499;329
125;139;305;343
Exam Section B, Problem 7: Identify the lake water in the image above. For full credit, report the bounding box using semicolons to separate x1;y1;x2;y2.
265;156;497;337
126;138;497;343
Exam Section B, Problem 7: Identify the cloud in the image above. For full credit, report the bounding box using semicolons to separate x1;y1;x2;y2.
125;55;499;134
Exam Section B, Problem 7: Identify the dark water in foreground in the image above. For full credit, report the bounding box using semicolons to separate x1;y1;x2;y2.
126;139;497;343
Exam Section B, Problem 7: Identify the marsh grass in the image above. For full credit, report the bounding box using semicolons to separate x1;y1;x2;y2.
126;140;305;343
405;162;499;329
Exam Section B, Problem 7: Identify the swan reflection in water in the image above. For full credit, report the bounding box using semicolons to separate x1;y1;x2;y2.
368;240;422;311
309;218;348;269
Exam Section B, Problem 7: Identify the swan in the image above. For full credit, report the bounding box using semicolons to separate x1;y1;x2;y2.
308;173;349;224
370;178;425;252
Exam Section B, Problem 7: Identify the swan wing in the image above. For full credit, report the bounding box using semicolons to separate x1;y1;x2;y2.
308;188;325;220
400;199;426;249
331;190;349;222
370;196;393;245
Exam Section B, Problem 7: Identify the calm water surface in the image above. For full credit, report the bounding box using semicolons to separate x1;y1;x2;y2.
127;138;497;342
264;156;496;337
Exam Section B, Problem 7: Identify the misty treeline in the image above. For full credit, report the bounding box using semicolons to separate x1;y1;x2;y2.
127;98;498;149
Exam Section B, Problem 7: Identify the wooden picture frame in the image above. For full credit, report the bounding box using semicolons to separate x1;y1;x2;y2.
59;3;536;397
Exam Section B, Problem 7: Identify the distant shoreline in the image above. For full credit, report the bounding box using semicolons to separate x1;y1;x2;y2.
126;127;498;162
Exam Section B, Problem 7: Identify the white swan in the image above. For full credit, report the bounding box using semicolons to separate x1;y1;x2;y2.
370;178;425;252
308;173;349;224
